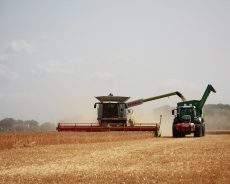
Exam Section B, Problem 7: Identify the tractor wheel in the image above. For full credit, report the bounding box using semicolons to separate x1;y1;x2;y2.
194;124;202;137
173;124;179;138
202;124;206;136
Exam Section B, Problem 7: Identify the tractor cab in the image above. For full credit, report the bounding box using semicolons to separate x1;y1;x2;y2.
172;106;196;123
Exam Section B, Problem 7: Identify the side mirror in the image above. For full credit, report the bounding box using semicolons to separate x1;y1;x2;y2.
172;110;174;115
94;104;97;108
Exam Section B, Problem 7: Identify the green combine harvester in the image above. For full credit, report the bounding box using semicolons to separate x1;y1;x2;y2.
172;84;216;138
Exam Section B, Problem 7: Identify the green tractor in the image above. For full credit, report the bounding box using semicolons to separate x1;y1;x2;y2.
172;84;216;138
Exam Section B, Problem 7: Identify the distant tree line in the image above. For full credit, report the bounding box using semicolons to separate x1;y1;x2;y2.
0;118;56;132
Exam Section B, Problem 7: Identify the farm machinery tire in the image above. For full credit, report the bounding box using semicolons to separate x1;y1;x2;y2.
194;124;202;137
173;124;179;138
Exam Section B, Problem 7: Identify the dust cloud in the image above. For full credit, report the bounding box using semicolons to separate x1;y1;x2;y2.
204;104;230;130
152;106;174;136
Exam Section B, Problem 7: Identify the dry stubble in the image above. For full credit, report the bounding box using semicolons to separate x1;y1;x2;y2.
0;133;229;184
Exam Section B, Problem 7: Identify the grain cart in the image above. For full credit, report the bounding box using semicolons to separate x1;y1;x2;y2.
172;84;216;138
57;91;186;137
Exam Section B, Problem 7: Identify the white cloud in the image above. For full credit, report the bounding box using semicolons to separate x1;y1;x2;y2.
32;62;72;76
0;53;7;62
114;56;132;64
0;93;23;100
0;64;18;79
92;72;115;81
32;60;78;76
40;34;49;40
31;58;87;76
7;40;35;54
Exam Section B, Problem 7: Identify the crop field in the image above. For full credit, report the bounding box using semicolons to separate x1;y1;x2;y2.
0;132;230;184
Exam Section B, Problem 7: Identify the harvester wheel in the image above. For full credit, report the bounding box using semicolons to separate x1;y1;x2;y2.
194;124;202;137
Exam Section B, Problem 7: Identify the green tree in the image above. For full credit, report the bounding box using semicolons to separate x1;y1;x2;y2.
0;118;15;131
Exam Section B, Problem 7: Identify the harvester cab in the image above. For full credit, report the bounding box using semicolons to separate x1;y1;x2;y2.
94;93;130;127
172;84;216;138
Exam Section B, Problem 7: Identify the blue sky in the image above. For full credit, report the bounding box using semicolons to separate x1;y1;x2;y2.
0;0;229;123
